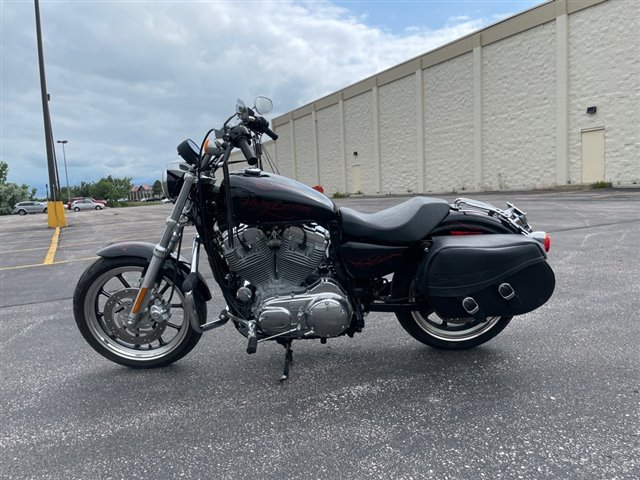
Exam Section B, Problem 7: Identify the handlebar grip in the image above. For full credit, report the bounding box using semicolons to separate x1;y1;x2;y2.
237;137;258;165
263;126;279;141
247;116;278;141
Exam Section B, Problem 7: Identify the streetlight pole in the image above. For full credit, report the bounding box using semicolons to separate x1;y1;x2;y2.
34;0;66;227
57;140;70;204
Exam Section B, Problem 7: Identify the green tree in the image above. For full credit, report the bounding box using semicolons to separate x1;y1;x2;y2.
152;180;163;197
0;162;36;214
89;176;132;205
73;181;93;198
0;161;36;215
0;161;7;184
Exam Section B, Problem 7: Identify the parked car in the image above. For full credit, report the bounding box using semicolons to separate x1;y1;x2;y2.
67;197;107;210
13;201;47;215
70;199;104;211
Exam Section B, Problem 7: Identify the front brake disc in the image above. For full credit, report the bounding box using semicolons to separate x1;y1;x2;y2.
103;288;167;344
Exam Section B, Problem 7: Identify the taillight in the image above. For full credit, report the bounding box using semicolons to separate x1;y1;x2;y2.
528;231;551;252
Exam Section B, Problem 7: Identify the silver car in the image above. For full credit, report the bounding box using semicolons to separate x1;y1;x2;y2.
13;201;47;215
70;199;104;211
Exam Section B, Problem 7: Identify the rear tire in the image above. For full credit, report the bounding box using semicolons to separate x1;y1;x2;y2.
394;219;520;349
73;256;205;368
392;266;512;350
18;209;27;215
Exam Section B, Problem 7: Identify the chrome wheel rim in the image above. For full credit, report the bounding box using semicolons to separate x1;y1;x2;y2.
409;283;502;342
84;266;190;361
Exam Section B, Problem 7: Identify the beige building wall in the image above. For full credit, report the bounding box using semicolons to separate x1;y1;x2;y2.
379;75;418;194
482;21;557;190
344;91;376;194
292;114;316;186
568;0;640;185
271;122;294;179
270;0;639;195
424;52;474;193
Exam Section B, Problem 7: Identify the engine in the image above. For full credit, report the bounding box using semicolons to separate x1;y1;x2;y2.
223;226;352;338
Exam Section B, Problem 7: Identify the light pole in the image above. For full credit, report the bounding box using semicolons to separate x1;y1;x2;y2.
35;0;66;227
57;140;70;204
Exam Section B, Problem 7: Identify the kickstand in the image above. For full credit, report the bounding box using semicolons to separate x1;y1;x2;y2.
278;340;294;382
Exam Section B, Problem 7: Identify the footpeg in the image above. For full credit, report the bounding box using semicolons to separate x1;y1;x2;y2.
246;321;258;354
182;272;198;295
192;308;230;333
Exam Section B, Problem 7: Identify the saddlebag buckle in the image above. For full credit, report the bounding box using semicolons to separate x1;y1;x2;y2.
498;283;516;300
462;297;480;315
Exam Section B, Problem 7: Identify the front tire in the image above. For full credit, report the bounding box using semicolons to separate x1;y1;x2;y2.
73;256;205;368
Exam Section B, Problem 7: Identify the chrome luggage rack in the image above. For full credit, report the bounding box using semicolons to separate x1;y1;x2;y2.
452;197;533;233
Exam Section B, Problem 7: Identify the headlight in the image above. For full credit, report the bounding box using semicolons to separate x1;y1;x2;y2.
162;161;188;199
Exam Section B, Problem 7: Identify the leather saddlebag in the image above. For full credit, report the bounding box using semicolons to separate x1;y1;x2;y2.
416;235;555;319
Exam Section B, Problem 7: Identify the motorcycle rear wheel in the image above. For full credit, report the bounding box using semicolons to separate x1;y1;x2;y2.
392;268;512;350
73;256;205;368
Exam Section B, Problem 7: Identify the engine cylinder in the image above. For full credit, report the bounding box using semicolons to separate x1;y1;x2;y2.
277;226;327;285
223;228;275;285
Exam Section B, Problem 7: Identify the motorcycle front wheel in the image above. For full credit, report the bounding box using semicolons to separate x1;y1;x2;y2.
392;268;512;350
73;256;205;368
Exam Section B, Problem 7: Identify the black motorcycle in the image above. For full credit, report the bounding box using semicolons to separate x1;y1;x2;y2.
73;97;555;380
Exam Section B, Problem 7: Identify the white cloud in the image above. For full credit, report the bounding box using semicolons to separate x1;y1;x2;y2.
1;0;492;192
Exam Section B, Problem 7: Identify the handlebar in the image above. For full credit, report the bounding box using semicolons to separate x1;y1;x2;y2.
237;136;258;166
247;115;279;141
206;107;278;168
228;125;258;165
263;126;278;141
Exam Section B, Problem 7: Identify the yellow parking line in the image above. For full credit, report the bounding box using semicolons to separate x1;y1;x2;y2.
43;227;60;265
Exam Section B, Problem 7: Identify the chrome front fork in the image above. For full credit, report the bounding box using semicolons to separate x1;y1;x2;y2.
126;172;196;327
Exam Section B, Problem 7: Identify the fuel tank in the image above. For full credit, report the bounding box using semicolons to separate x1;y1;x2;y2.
224;169;338;225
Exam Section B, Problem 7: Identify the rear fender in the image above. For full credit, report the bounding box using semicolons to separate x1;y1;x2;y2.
97;241;212;301
392;209;518;292
431;210;518;236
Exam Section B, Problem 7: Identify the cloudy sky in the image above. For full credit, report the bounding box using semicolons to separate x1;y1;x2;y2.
1;0;541;195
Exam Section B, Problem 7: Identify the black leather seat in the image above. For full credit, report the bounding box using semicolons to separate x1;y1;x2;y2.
339;197;450;244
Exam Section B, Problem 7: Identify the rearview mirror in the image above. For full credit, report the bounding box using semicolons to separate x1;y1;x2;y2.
254;96;273;115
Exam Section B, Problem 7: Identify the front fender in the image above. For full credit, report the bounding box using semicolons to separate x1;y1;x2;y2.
97;241;212;301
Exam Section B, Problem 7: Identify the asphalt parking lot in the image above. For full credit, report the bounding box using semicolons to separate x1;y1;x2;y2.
1;189;639;480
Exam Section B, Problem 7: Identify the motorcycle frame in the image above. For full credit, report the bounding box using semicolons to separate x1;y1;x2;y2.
127;134;526;337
